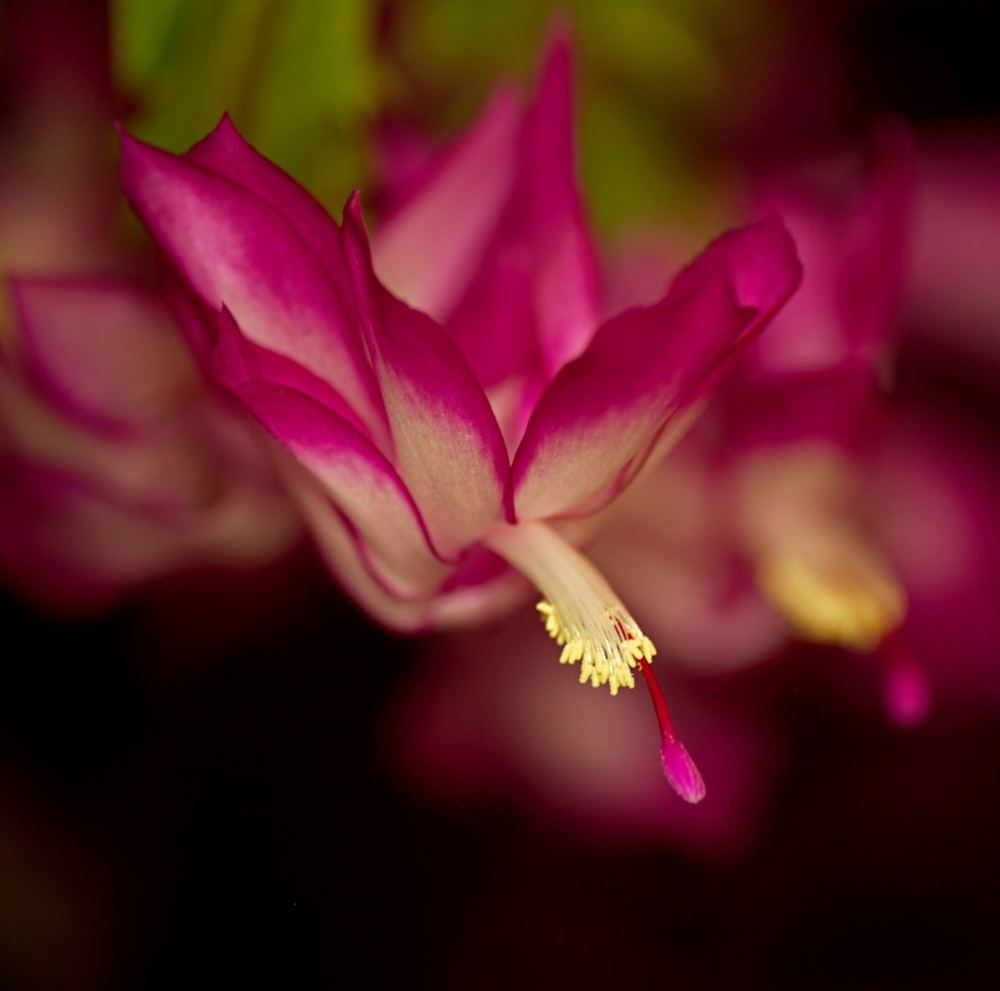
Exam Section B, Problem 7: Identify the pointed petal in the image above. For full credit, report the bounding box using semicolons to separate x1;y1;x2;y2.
437;32;601;407
372;85;521;320
118;129;385;439
521;31;602;375
511;216;802;520
340;195;509;557
184;114;346;284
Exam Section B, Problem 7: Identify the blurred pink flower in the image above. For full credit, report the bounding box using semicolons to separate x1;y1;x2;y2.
118;37;802;800
0;0;300;614
707;127;926;721
906;131;1000;369
0;277;299;611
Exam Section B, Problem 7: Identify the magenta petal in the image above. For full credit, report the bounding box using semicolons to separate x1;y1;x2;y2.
748;124;915;379
372;85;520;321
441;34;601;397
438;242;539;396
212;307;379;447
341;195;509;556
835;123;915;357
519;31;602;376
226;373;451;599
293;473;524;632
118;129;385;437
512;216;802;519
10;276;195;433
184;114;346;286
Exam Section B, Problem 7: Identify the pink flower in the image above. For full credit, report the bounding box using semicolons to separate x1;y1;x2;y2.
118;38;801;802
0;0;300;614
719;127;925;717
0;276;299;611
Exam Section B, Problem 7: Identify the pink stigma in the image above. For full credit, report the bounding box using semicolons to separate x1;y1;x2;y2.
880;630;931;728
636;656;706;804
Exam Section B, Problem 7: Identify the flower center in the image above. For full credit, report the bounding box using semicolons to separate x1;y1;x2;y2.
484;519;705;803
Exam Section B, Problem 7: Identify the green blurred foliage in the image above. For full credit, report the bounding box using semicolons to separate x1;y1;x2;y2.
113;0;779;238
382;0;775;238
113;0;379;207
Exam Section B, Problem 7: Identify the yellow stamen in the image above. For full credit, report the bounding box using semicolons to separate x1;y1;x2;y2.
484;520;656;696
535;599;656;695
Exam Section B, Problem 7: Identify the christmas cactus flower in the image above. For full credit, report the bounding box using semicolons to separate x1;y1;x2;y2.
717;126;924;722
119;37;801;801
0;276;299;610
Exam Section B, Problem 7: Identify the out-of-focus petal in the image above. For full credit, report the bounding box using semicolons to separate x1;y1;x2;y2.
118;129;385;437
0;360;216;513
721;359;882;456
511;217;802;519
372;85;521;320
0;452;297;614
835;122;915;358
748;123;914;377
906;134;1000;364
441;33;601;406
10;276;194;434
519;30;602;377
341;196;509;556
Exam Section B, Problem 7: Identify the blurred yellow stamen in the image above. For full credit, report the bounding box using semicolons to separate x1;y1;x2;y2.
757;536;906;651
